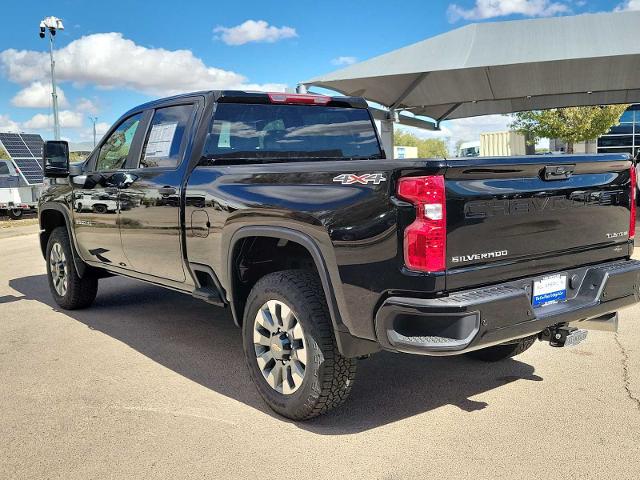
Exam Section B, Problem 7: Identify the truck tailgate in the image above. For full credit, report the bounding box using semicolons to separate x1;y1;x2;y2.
444;154;634;290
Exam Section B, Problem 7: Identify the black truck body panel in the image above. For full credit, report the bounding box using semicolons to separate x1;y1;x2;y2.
38;90;639;357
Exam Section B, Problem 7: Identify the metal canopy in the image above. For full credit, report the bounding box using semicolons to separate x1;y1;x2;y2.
304;11;640;123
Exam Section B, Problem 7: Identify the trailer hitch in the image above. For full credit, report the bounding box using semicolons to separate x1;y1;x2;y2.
539;325;588;347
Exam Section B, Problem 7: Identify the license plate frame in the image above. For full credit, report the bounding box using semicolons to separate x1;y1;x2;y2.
532;274;567;307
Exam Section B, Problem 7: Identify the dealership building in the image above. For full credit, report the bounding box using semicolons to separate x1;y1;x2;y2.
597;104;640;157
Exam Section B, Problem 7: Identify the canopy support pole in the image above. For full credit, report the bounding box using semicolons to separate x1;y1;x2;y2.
380;116;394;159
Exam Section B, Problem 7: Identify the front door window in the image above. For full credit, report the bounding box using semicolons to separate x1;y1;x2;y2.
95;113;143;171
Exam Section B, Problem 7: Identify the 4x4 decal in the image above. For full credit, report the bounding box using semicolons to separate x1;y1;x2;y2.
333;173;387;185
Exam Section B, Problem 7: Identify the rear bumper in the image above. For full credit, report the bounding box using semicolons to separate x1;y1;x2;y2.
374;259;640;355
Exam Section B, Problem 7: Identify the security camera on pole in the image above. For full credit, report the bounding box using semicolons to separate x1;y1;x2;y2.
39;16;64;140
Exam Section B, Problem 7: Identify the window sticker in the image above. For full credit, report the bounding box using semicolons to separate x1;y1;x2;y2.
144;122;178;159
218;121;231;148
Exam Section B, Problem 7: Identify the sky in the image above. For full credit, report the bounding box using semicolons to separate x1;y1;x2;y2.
0;0;637;148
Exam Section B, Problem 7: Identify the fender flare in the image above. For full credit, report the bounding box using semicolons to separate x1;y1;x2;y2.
39;202;89;278
226;226;379;358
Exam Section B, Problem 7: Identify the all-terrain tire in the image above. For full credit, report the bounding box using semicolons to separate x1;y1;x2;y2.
242;270;357;420
46;226;98;310
465;335;537;362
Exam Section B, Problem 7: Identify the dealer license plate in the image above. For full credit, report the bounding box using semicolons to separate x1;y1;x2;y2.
532;274;567;307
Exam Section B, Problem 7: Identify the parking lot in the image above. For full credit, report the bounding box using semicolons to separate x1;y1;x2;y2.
1;223;639;480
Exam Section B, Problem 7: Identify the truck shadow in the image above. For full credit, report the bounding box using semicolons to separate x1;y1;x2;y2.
10;274;542;435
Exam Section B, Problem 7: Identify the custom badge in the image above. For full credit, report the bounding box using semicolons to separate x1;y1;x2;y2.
333;173;387;185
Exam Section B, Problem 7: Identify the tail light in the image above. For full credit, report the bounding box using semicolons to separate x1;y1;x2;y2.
397;175;447;272
630;165;637;240
267;93;330;105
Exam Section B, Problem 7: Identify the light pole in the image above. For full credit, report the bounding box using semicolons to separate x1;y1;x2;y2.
88;116;98;148
39;16;64;140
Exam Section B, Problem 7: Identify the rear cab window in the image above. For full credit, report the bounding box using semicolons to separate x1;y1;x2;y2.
140;104;195;168
205;103;382;162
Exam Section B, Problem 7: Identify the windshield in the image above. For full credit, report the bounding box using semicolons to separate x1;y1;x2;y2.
205;103;382;162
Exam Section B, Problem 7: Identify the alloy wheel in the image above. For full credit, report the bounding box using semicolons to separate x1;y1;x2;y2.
253;300;307;394
49;242;68;297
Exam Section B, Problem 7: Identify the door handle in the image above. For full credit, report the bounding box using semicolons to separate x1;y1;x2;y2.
158;186;177;196
117;173;138;189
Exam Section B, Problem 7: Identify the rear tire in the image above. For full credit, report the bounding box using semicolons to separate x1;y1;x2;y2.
46;226;98;310
465;335;537;362
8;208;23;220
242;270;357;420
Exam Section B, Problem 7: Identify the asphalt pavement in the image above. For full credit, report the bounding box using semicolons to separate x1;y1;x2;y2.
1;225;639;479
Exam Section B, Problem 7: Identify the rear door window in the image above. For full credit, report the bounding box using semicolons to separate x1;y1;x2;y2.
140;104;194;168
206;103;382;161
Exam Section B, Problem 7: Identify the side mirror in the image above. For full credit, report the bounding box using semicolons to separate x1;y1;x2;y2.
43;140;70;178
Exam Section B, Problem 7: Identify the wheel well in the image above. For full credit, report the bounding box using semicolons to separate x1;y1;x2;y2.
39;209;67;257
230;236;317;325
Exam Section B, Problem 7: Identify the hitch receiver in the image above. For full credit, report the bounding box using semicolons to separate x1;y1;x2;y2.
540;325;588;347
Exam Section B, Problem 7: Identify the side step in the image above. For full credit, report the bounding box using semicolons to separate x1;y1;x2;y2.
190;263;226;307
192;287;225;306
571;312;618;332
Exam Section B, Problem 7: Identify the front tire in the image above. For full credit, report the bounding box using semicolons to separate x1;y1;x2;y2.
465;335;537;362
46;226;98;310
242;270;357;420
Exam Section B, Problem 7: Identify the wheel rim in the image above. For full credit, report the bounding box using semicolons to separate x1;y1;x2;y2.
253;300;307;395
49;242;68;297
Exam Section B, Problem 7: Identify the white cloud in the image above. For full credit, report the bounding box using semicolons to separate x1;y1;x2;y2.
23;110;84;129
95;122;110;135
214;20;297;46
75;121;110;143
75;97;99;114
615;0;640;11
0;32;286;97
0;114;20;132
448;0;570;22
331;56;358;66
11;81;68;108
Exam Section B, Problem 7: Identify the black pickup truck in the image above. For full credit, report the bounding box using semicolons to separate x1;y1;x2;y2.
39;91;640;419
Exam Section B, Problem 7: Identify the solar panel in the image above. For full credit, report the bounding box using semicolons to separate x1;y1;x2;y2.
12;158;43;184
21;133;44;157
0;133;32;157
0;132;45;185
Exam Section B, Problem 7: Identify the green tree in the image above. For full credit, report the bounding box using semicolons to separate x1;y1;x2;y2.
510;105;629;154
0;146;9;160
394;130;448;158
70;151;88;163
